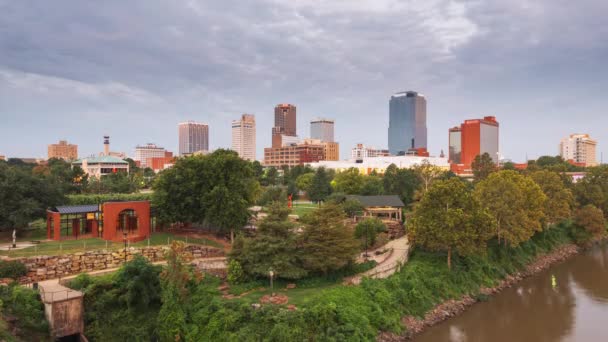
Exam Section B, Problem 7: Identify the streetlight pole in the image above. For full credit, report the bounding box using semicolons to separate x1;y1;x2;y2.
269;269;275;297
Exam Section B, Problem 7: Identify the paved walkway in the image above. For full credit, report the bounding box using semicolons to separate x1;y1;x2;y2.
345;235;410;285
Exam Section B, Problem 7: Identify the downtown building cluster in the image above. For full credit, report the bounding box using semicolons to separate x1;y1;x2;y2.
5;90;600;176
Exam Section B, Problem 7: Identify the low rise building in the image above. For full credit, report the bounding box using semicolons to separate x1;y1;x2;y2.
72;156;129;178
351;144;390;159
308;155;449;175
264;139;326;167
48;140;78;161
134;143;168;168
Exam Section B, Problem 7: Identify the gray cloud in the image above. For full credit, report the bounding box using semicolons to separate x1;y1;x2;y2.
0;0;607;161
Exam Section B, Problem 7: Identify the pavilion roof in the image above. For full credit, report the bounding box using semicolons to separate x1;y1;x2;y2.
49;204;100;214
346;195;405;208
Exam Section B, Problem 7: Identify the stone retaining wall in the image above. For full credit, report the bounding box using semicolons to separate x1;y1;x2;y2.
13;245;224;284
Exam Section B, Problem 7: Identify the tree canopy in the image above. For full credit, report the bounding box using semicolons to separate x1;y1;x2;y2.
410;178;496;269
153;149;258;239
474;171;546;246
308;167;333;202
471;153;497;181
530;170;574;226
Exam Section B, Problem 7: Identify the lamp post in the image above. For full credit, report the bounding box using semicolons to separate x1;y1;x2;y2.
123;232;128;263
268;269;275;297
364;224;369;259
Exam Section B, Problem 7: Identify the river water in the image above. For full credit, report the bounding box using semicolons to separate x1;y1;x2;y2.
414;244;608;342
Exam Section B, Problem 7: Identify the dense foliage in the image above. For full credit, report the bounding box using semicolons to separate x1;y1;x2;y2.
0;261;27;279
410;178;496;268
153;149;259;239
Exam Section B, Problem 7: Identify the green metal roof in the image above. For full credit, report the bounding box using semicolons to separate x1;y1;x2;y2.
72;155;128;164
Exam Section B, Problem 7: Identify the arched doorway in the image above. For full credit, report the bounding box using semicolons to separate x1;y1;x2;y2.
117;209;139;236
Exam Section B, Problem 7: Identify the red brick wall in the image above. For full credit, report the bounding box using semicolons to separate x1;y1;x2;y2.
102;201;151;242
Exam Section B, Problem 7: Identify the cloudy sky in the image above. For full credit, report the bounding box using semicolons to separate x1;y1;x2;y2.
1;0;607;162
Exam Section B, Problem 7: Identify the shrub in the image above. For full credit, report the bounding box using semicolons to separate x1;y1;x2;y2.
227;260;244;284
69;273;93;290
355;218;387;247
0;260;27;279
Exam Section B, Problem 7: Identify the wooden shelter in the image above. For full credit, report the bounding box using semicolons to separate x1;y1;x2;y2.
346;195;404;221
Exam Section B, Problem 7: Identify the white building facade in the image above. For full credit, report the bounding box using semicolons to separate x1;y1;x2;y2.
560;134;598;166
351;144;390;159
231;114;256;161
308;155;449;175
134;143;167;168
310;118;335;142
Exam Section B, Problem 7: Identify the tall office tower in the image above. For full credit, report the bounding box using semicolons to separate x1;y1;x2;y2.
134;143;167;168
274;104;297;136
310;118;335;142
449;116;499;170
560;134;598;166
231;114;256;161
48;140;78;161
388;91;427;155
178;121;209;156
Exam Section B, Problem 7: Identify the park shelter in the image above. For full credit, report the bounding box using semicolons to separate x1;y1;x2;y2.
46;201;151;242
346;195;404;221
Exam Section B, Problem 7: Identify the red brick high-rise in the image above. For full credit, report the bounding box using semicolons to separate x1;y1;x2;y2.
449;116;499;174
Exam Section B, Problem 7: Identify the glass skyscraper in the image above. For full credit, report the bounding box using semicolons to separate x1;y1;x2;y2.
388;91;427;155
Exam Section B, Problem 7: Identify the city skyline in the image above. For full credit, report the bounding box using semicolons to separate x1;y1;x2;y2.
1;1;607;162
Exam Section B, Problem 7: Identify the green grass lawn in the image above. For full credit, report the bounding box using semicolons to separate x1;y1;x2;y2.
0;232;223;258
291;203;318;217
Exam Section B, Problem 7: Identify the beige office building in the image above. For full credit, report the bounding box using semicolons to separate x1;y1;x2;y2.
48;140;78;160
178;121;209;156
231;114;256;161
560;134;598;166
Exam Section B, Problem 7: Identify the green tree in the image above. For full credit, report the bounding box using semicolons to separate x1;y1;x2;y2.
354;218;386;248
574;205;606;240
575;166;608;217
409;178;496;269
383;164;421;205
299;204;359;274
360;176;384;195
0;163;65;231
153;150;258;241
309;167;332;203
471;153;497;181
114;255;162;311
474;171;546;246
295;173;315;193
413;160;444;193
342;199;364;218
157;241;191;341
530;170;574;226
333;168;364;194
231;203;307;279
258;186;287;206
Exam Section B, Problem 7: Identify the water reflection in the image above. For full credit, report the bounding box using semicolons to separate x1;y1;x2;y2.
569;244;608;303
414;246;608;341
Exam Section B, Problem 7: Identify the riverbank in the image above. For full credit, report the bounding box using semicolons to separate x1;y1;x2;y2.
378;243;580;341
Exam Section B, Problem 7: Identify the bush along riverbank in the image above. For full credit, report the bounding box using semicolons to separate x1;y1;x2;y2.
67;222;587;342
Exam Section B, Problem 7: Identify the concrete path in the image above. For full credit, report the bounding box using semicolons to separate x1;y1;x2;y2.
345;235;410;285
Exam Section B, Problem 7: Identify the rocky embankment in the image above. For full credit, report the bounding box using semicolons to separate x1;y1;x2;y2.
378;244;580;341
4;245;224;284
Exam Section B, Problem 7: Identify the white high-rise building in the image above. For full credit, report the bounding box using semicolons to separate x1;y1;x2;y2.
178;121;209;156
231;114;256;161
310;118;335;142
560;134;598;166
134;143;166;168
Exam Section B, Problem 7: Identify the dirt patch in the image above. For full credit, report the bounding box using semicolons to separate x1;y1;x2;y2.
378;244;580;341
260;294;289;305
